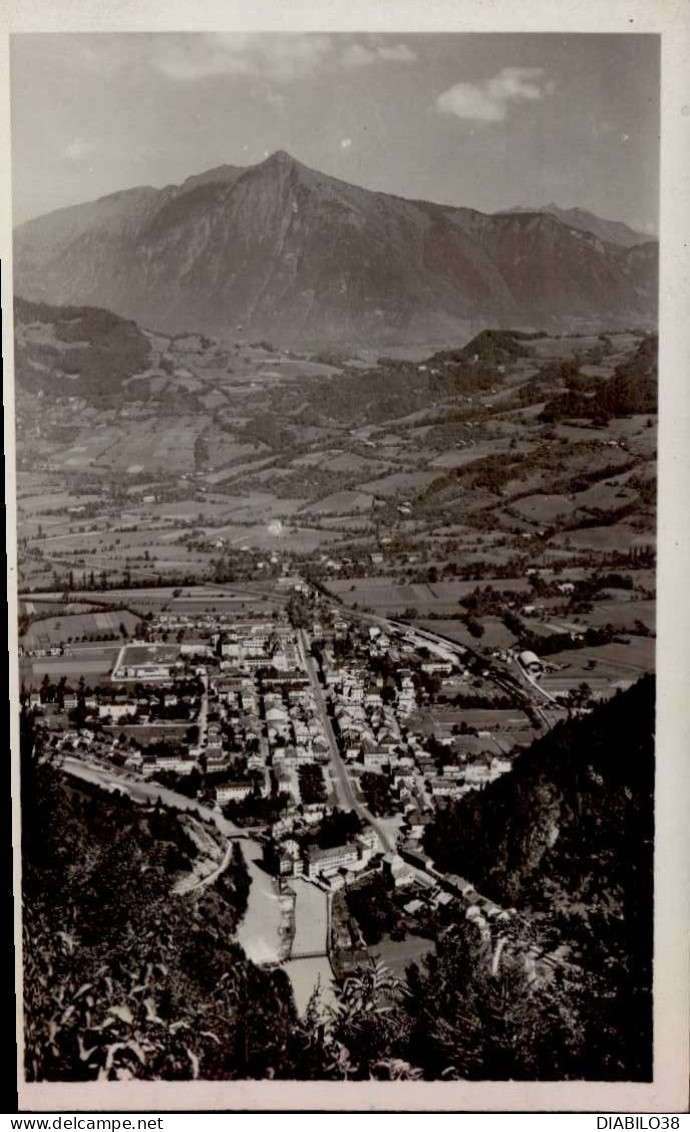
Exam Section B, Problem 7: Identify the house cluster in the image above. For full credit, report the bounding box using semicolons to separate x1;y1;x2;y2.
31;595;523;910
263;684;329;767
426;751;513;799
201;653;333;810
49;724;200;778
308;617;518;819
20;644;64;658
156;610;240;632
215;622;300;672
204;674;270;800
113;659;176;681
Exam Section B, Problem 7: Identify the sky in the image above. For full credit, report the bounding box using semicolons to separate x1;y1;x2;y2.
10;32;660;231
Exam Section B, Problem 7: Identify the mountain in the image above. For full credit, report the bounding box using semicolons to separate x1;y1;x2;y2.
424;675;655;1078
14;151;658;347
13;295;152;403
425;675;654;912
508;203;652;249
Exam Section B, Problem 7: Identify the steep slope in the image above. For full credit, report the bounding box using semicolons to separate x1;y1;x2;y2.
425;675;654;915
14;151;658;346
508;203;652;248
13;296;152;403
424;675;655;1079
20;711;314;1081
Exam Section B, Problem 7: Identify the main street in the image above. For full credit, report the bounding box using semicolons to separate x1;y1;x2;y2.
197;670;209;743
297;628;395;854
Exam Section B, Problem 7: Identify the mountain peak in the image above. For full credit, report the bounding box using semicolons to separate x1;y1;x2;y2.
261;149;297;168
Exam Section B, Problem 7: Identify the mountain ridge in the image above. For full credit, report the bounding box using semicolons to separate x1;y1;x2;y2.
507;202;653;248
14;150;658;347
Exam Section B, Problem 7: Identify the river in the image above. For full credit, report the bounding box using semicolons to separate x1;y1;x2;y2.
237;845;335;1014
281;956;336;1015
235;839;286;964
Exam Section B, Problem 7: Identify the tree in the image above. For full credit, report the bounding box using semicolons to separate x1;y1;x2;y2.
405;925;585;1080
315;960;412;1079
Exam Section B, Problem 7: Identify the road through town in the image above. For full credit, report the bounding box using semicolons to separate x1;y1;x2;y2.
297;629;395;854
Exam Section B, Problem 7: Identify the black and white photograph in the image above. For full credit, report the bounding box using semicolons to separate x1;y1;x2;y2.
4;6;689;1113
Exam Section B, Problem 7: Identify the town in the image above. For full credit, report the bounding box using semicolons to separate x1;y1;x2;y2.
22;570;590;1006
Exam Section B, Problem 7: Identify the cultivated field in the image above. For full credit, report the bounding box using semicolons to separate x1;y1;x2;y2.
21;609;140;648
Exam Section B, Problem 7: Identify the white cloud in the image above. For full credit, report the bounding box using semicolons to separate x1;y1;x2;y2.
436;67;553;123
265;90;285;109
340;44;376;68
340;41;417;68
154;33;333;83
62;137;95;163
377;43;417;64
340;137;353;149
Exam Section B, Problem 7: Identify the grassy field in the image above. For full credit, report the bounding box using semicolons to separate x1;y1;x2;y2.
20;646;121;684
15;327;656;666
511;495;577;524
358;470;439;497
550;525;653;552
21;584;287;618
417;617;519;650
120;642;181;666
580;599;656;633
302;490;374;515
328;576;532;616
540;637;655;697
21;609;139;648
429;440;509;470
109;724;192;743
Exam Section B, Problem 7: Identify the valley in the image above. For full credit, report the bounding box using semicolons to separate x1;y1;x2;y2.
16;306;656;706
10;29;665;1095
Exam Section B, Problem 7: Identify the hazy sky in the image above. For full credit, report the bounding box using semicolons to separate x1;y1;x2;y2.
10;32;659;231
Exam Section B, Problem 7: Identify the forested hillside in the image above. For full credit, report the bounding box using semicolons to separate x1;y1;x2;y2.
20;713;308;1081
14;297;151;403
424;676;655;1079
541;335;657;422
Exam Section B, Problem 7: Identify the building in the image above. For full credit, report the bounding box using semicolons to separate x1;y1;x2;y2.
362;750;389;770
305;842;360;880
98;703;137;721
277;837;304;876
382;853;414;888
205;744;227;767
113;663;172;681
519;650;543;675
155;751;198;775
215;781;253;804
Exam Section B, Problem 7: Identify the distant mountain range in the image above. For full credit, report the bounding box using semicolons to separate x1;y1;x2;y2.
13;150;658;347
507;203;653;249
